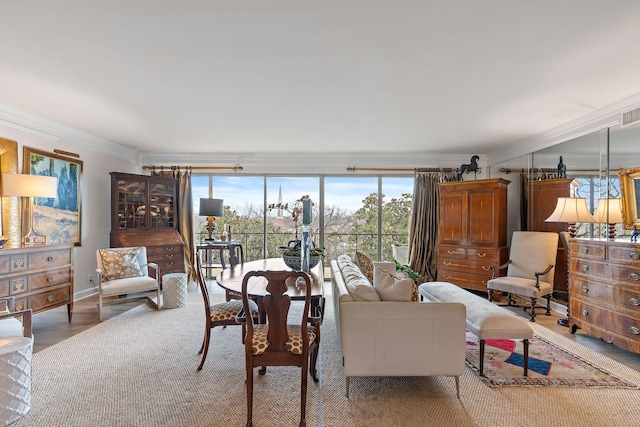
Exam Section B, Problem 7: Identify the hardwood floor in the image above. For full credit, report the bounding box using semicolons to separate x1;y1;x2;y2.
30;281;640;372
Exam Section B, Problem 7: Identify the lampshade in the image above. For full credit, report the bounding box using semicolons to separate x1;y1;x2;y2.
2;173;57;198
593;198;624;223
545;197;595;223
199;198;223;217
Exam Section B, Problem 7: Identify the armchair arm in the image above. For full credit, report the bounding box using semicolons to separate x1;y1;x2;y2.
488;260;512;279
144;262;159;280
0;308;32;338
0;296;15;312
534;264;554;289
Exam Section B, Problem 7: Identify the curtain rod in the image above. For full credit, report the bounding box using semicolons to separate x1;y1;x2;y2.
347;167;460;172
500;167;603;174
142;165;243;172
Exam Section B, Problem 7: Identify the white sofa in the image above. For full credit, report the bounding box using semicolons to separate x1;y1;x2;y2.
330;257;466;398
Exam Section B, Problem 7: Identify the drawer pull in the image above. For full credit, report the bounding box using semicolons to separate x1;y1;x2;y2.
581;264;589;272
46;276;53;282
630;297;640;306
47;256;54;262
166;262;174;266
47;296;53;303
581;309;589;316
165;247;175;252
482;266;492;271
476;252;487;258
582;247;589;254
630;326;640;335
581;285;589;293
630;252;640;260
165;253;174;258
443;262;451;266
447;250;457;255
630;272;640;281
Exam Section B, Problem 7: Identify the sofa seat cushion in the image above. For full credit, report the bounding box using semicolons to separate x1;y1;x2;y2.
337;255;380;302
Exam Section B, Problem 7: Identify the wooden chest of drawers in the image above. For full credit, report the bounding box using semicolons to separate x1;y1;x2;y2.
569;239;640;354
111;229;185;277
438;245;509;292
0;244;74;321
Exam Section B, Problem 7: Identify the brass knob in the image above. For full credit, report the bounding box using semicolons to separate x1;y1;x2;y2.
47;276;53;282
630;326;640;335
630;252;640;260
630;272;640;281
47;256;54;262
581;309;589;316
582;247;589;254
47;296;53;302
581;285;589;293
582;264;589;272
630;297;640;306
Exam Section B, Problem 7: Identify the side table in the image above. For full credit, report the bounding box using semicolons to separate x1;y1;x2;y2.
162;273;188;308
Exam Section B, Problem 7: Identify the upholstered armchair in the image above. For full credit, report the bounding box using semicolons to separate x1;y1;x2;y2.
487;231;559;322
96;247;161;321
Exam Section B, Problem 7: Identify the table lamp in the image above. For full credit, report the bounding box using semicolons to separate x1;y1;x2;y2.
593;198;624;239
545;197;595;237
2;173;58;246
199;198;223;241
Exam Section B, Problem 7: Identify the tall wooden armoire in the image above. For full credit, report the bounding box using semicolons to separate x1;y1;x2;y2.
525;178;572;301
437;178;510;292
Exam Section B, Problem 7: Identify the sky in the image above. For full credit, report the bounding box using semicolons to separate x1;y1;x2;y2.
191;176;414;215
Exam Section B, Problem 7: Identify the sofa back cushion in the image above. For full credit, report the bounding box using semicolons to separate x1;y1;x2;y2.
337;255;380;302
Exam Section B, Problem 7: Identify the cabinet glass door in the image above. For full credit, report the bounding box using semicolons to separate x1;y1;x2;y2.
149;182;175;228
116;179;147;229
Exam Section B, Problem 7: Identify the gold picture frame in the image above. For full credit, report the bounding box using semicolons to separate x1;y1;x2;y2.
23;147;83;246
619;166;640;229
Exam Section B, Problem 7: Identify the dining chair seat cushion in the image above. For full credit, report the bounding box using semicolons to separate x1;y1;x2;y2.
251;325;317;355
487;276;553;298
100;276;159;297
210;299;258;322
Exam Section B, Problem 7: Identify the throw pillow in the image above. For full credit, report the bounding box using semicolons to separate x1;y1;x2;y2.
396;271;420;302
337;255;381;302
354;251;374;283
373;262;414;302
99;247;145;281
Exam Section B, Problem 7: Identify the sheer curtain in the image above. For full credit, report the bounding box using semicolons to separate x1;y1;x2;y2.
152;169;196;283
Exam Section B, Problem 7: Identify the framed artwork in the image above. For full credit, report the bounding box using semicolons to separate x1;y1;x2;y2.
23;147;83;246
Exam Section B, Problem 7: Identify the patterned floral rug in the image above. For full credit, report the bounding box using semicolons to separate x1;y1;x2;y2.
465;330;639;387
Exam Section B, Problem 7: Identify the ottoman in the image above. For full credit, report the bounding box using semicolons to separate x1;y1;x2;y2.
162;273;188;308
0;337;32;425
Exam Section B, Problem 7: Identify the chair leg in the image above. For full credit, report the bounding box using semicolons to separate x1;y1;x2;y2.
246;366;254;427
98;294;103;322
528;297;537;322
545;295;552;315
479;339;485;376
523;339;529;377
197;327;211;371
300;356;308;427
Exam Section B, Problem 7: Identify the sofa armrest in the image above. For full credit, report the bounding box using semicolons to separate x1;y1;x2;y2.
339;301;466;377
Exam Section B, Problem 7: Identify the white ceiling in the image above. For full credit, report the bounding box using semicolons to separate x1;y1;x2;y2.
2;1;640;164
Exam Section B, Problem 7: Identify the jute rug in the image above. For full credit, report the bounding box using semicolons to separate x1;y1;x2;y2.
465;329;639;387
15;290;640;427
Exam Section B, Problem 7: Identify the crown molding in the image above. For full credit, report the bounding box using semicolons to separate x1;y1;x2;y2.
0;104;140;161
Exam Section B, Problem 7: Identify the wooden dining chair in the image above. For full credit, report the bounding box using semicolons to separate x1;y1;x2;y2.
195;253;259;371
240;270;320;427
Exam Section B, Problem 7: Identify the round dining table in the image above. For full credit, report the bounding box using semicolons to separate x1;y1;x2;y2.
215;257;325;322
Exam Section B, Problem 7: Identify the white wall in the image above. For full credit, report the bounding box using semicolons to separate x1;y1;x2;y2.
0;121;140;300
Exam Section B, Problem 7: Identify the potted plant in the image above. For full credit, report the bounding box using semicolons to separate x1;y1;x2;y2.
278;240;325;270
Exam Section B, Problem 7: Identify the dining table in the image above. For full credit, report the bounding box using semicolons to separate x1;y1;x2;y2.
215;257;325;323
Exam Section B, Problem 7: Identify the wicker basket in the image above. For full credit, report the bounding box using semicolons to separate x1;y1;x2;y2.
282;255;322;270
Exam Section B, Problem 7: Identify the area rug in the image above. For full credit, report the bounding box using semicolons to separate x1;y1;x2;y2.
466;329;639;388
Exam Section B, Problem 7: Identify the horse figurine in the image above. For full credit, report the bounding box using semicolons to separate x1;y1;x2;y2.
557;156;567;178
632;225;639;243
458;155;480;180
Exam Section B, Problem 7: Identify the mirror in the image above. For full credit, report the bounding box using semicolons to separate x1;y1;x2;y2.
619;166;640;229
